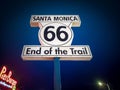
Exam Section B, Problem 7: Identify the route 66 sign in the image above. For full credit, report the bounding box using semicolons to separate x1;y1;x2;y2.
21;15;92;60
39;22;73;46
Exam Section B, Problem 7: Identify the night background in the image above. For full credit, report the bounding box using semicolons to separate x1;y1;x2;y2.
0;0;119;90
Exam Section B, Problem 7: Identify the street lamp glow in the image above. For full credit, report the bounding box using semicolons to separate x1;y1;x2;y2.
98;81;103;86
96;80;111;90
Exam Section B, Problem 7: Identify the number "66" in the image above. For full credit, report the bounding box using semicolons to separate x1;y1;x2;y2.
39;23;73;46
44;26;68;41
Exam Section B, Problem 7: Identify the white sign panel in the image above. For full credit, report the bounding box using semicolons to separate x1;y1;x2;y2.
22;45;92;60
21;15;92;60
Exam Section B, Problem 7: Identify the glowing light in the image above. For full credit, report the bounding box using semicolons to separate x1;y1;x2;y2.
98;81;103;86
12;85;16;90
0;66;17;89
0;81;12;88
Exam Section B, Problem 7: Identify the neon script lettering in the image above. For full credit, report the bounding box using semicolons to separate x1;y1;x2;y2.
0;66;17;88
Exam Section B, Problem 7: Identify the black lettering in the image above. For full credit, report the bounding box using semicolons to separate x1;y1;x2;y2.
26;48;31;54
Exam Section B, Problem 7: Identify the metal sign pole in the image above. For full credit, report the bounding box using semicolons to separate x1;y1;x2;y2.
54;58;61;90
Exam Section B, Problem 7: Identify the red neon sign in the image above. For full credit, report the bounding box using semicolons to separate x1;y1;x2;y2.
0;66;17;89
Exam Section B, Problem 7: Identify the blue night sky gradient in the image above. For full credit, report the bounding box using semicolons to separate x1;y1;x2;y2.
0;0;119;90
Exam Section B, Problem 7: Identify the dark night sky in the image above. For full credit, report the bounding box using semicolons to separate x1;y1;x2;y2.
0;0;119;90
